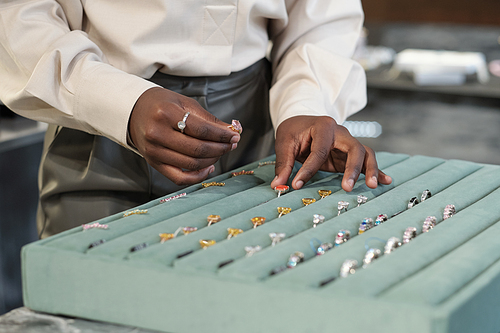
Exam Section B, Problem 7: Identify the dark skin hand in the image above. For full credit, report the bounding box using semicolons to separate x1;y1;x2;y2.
270;115;392;192
129;87;240;186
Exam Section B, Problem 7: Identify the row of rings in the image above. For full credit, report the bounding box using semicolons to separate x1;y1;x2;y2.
392;189;432;217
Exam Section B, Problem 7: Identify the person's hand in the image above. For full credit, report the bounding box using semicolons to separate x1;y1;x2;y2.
270;116;392;192
129;87;240;185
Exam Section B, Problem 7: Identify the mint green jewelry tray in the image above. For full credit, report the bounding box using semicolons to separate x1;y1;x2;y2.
22;152;500;333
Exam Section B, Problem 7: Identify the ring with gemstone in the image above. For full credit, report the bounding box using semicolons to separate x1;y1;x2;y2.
362;248;382;268
312;214;325;228
374;214;388;226
177;112;190;134
339;259;358;278
286;251;305;268
244;245;261;257
228;119;243;134
337;201;349;216
357;195;368;207
182;226;197;234
358;217;373;234
318;189;332;199
227;228;243;240
310;238;333;256
274;185;289;198
408;197;419;209
200;239;216;249
159;233;175;243
421;216;437;233
251;216;266;228
277;207;291;218
421;189;432;202
269;232;286;246
443;204;456;220
207;214;221;226
335;229;351;246
302;198;316;206
384;237;402;254
402;226;418;243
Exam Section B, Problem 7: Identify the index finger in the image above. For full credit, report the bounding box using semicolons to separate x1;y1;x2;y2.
271;136;297;189
291;138;332;189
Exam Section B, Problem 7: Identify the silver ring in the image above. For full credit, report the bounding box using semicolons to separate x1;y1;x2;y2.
374;214;388;226
335;229;350;246
421;216;437;233
337;201;349;216
315;242;333;255
443;204;456;220
421;189;432;202
287;251;305;268
312;214;325;228
408;197;419;209
358;217;373;234
362;248;382;268
269;232;286;246
177;112;190;133
339;259;358;278
357;195;368;207
244;245;261;257
384;237;401;254
402;226;417;244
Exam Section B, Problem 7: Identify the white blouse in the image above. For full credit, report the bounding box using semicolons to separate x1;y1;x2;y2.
0;0;366;149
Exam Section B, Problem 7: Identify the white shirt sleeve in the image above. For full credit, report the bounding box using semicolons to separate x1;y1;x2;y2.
268;0;367;131
0;1;157;148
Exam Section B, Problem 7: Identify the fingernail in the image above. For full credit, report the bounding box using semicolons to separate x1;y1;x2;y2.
230;136;240;144
347;179;354;189
208;165;215;174
295;180;304;189
231;143;238;151
371;176;378;184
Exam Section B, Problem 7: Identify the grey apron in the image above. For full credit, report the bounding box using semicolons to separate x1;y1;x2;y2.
37;59;274;238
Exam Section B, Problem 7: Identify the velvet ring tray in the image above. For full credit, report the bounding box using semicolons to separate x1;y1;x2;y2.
22;152;500;333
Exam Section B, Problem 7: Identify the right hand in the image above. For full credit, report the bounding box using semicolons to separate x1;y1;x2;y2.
129;87;240;185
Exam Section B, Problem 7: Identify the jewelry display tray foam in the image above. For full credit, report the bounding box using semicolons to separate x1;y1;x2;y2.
22;152;500;333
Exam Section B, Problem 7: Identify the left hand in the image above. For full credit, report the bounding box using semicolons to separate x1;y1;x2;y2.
270;115;392;192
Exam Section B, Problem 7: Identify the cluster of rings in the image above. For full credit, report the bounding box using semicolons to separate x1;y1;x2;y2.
392;189;432;217
358;214;388;234
339;203;456;278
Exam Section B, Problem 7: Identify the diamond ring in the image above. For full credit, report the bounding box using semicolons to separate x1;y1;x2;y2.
177;112;190;134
